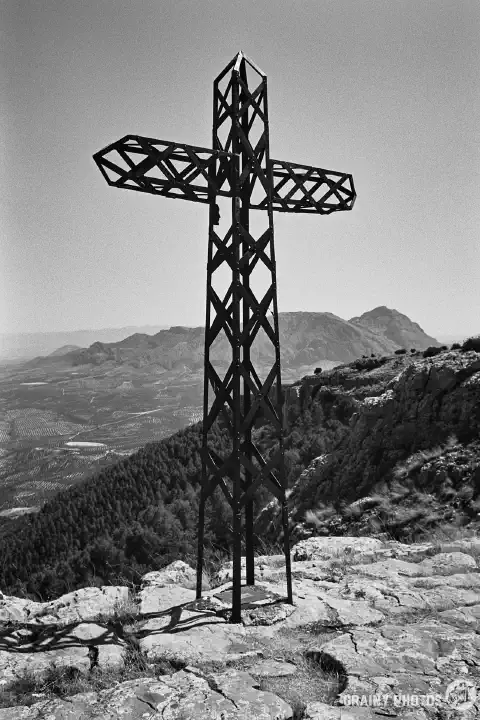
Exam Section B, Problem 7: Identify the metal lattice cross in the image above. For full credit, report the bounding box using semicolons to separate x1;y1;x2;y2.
93;51;356;623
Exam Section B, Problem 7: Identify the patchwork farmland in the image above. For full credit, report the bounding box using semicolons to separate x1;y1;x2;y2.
0;358;204;523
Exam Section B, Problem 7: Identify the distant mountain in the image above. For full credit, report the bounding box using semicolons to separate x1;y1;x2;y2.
349;306;440;350
64;326;205;371
48;344;82;357
27;308;439;372
0;325;168;361
278;311;401;365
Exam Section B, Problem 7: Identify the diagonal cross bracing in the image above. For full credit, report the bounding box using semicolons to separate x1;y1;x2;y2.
94;136;233;204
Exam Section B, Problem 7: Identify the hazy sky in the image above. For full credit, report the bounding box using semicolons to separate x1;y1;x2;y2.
2;0;479;338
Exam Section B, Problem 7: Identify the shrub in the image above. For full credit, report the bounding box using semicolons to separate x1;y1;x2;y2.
352;356;386;371
450;343;461;350
410;348;417;353
0;664;87;708
0;670;37;707
317;387;336;403
423;346;442;358
461;336;480;352
314;367;322;375
394;348;407;355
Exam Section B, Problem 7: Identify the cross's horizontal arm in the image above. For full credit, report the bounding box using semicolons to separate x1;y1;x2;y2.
265;159;356;215
93;136;356;215
93;135;233;205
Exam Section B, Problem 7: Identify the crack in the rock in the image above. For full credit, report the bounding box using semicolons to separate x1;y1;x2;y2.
346;630;359;654
380;589;401;606
138;696;159;712
204;675;239;711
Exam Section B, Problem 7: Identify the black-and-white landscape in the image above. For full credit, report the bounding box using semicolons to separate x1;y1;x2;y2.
2;1;479;717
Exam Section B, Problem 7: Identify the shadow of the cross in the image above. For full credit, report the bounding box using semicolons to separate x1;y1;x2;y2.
131;602;222;640
133;594;288;639
0;619;123;654
0;589;290;653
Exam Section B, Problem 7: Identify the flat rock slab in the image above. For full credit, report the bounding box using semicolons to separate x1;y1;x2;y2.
213;584;285;609
140;618;248;665
138;585;196;615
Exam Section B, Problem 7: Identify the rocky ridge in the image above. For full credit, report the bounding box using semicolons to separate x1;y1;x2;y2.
27;309;440;372
262;348;480;542
1;538;480;718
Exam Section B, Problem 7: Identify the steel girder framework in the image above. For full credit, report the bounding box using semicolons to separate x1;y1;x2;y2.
93;51;356;624
94;138;356;215
94;137;233;204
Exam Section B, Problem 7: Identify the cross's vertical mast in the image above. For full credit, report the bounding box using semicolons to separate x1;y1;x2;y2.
197;52;293;622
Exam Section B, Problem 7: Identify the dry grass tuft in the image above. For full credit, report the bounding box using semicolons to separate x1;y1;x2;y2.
393;436;458;480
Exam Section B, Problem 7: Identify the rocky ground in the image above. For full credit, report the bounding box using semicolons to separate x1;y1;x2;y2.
1;536;480;718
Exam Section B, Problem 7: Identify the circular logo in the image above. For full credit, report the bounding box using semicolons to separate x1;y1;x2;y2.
445;679;477;712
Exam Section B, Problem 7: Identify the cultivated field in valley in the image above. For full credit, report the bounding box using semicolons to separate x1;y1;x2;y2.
0;360;203;523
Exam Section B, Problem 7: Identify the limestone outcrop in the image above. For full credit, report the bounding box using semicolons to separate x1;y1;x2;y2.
1;536;480;718
258;349;480;540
